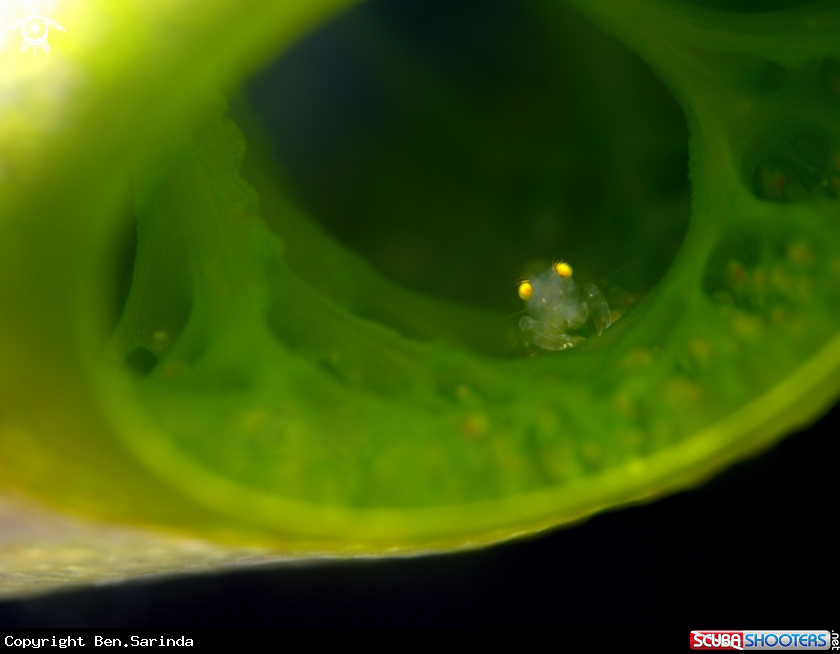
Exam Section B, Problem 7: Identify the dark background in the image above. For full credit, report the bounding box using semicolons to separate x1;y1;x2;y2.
1;0;836;628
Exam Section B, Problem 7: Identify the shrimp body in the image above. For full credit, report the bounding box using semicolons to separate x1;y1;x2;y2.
518;263;611;351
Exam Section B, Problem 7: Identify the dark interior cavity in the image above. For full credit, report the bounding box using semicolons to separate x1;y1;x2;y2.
245;0;691;317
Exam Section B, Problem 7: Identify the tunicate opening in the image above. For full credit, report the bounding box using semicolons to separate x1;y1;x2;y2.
105;204;138;338
744;123;838;204
105;196;195;371
242;0;690;355
124;347;158;377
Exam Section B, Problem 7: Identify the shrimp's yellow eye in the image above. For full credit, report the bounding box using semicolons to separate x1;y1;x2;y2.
518;281;533;300
554;262;573;278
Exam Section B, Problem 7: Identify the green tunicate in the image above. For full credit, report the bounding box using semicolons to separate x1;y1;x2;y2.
1;0;839;593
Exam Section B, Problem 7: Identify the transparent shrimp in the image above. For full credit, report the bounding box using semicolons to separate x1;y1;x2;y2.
517;261;611;351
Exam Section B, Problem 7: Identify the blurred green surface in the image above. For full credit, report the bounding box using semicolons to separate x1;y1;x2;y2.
0;0;839;594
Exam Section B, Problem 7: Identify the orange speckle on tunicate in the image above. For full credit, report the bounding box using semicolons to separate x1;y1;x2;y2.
460;413;488;438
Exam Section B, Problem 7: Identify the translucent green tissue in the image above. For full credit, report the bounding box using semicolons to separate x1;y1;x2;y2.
1;0;839;594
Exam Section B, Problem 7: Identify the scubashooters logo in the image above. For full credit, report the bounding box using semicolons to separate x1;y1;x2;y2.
690;630;833;650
